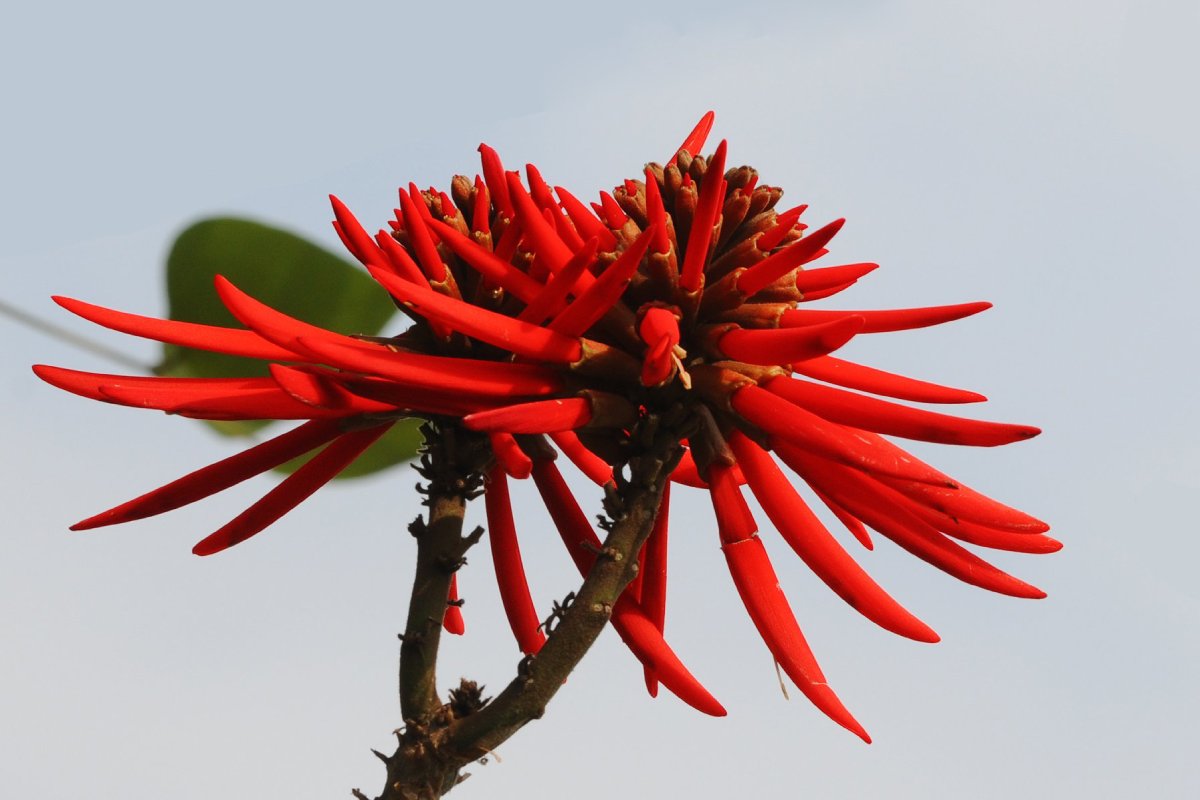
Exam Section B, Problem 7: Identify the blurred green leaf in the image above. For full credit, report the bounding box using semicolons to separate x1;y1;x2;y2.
159;216;396;379
155;216;421;477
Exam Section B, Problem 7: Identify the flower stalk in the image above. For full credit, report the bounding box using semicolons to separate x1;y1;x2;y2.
370;417;686;800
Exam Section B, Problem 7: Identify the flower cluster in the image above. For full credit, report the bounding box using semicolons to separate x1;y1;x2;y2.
35;113;1053;740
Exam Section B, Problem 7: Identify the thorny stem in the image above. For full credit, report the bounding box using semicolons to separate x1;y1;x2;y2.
398;492;476;720
399;423;487;721
365;418;686;800
448;437;682;754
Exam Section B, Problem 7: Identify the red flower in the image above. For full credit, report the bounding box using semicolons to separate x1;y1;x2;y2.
35;112;1053;741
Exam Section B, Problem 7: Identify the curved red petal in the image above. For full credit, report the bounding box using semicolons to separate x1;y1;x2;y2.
729;432;937;642
192;423;392;556
71;420;344;530
767;376;1040;447
731;385;953;486
780;302;992;334
485;467;545;654
370;267;582;363
674;111;715;160
792;355;987;404
722;537;871;742
736;218;847;297
52;296;300;362
718;315;864;364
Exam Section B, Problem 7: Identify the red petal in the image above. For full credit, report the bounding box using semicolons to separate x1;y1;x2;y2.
767;376;1040;447
674;111;715;159
374;230;429;285
640;484;671;696
776;443;1046;599
213;275;380;358
548;224;655;337
478;143;515;220
554;186;618;252
515;237;600;325
52;296;299;362
643;169;671;255
297;336;565;398
729;432;938;642
192;424;392;555
485;467;545;654
471;175;491;236
736;218;846;297
464;397;591;434
707;462;758;545
793;355;986;404
426;218;544;302
718;316;864;364
71;420;344;530
369;267;583;363
780;302;992;333
397;188;448;282
329;195;386;268
754;205;808;253
722;536;870;742
269;364;398;413
610;597;726;716
679;140;727;292
489;433;533;479
639;307;681;386
443;573;466;635
793;262;878;294
731;384;953;486
506;172;574;273
549;431;613;486
530;460;724;716
597;191;628;229
812;486;874;549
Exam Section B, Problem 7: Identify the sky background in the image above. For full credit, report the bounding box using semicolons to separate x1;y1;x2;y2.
3;1;1198;797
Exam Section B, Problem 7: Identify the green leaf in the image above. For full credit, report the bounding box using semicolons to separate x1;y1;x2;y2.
159;216;397;379
157;217;399;439
156;216;422;477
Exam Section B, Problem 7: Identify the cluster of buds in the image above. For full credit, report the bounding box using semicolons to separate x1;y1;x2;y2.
35;113;1052;740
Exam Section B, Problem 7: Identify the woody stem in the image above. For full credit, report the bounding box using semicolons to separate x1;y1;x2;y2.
398;491;472;721
446;435;683;757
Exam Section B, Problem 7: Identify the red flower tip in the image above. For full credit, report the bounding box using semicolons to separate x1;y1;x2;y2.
463;397;591;434
397;187;448;282
755;205;808;253
675;110;716;159
478;143;515;220
736;218;847;298
679;140;728;293
718;315;864;365
639;307;682;386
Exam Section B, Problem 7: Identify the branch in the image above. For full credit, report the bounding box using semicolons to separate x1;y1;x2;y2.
369;415;687;799
399;424;487;721
446;431;683;757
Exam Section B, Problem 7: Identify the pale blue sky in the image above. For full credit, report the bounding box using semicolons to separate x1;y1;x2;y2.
3;1;1198;798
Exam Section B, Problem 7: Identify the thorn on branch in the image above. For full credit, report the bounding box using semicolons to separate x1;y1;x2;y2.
351;789;370;800
517;654;536;684
437;554;468;572
408;516;428;539
397;630;425;645
371;749;391;765
538;592;576;634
